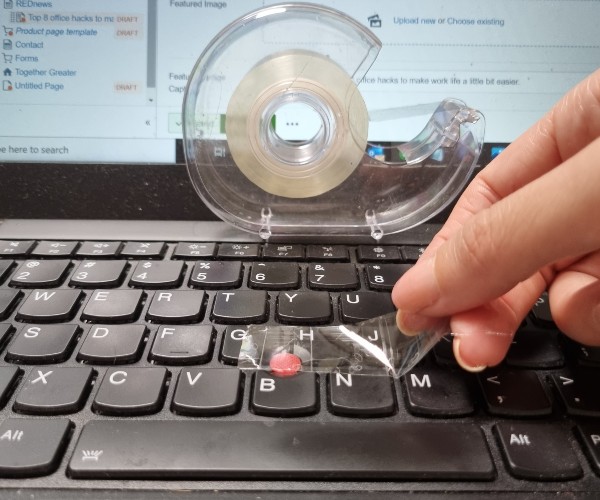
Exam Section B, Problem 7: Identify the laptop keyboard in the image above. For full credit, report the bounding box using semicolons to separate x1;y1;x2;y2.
0;238;599;493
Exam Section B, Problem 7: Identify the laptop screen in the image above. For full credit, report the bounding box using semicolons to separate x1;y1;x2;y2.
1;0;598;164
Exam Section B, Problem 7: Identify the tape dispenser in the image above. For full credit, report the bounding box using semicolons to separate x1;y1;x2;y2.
183;3;485;239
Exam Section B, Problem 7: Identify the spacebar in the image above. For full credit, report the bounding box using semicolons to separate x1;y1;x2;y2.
68;421;494;480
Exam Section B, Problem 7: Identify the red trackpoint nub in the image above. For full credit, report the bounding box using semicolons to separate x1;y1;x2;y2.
269;352;302;377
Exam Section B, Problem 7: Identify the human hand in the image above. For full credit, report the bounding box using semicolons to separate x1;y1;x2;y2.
391;69;600;372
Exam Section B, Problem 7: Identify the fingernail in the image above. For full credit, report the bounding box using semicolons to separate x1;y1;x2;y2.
392;256;441;313
453;337;487;373
397;309;449;337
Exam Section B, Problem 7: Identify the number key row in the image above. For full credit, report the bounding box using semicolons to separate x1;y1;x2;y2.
1;260;411;291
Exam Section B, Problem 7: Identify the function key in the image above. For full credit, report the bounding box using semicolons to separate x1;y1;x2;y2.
356;245;401;262
172;242;216;259
217;243;260;259
120;242;166;259
400;245;427;262
30;241;78;258
76;241;121;258
263;244;304;260
306;245;349;261
0;240;35;258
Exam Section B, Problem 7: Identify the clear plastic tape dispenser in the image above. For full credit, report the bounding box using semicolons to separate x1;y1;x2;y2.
182;3;487;377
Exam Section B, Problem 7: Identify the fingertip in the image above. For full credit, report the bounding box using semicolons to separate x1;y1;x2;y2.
396;309;448;337
452;337;486;373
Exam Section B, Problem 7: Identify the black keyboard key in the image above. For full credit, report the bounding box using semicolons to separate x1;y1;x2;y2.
10;260;70;288
68;421;494;480
402;366;474;417
249;262;299;289
172;368;242;416
0;418;71;477
31;241;78;257
120;242;166;259
357;245;401;262
129;260;184;288
328;373;395;417
218;243;260;259
251;371;318;417
13;366;94;415
495;423;581;480
308;263;358;290
506;328;564;368
0;240;35;257
92;367;168;416
0;366;20;408
16;289;82;323
172;242;216;259
552;368;600;417
365;264;411;291
433;334;459;367
70;260;127;288
81;289;144;322
150;325;214;365
340;292;395;322
530;292;555;327
77;324;146;364
0;290;22;320
220;325;248;365
573;342;600;367
277;292;331;324
6;324;79;364
478;367;552;417
262;244;304;260
400;245;427;262
189;261;242;288
211;291;268;324
76;241;121;258
576;424;600;475
146;290;205;323
306;245;349;261
0;260;14;284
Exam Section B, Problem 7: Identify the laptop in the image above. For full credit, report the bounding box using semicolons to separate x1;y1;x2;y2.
0;1;599;498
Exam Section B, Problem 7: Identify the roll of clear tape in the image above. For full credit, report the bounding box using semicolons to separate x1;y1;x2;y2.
225;50;369;198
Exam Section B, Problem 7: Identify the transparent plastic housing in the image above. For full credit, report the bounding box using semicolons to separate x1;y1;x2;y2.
183;3;485;239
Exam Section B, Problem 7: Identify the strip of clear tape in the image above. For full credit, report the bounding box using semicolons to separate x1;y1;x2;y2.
239;313;511;378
